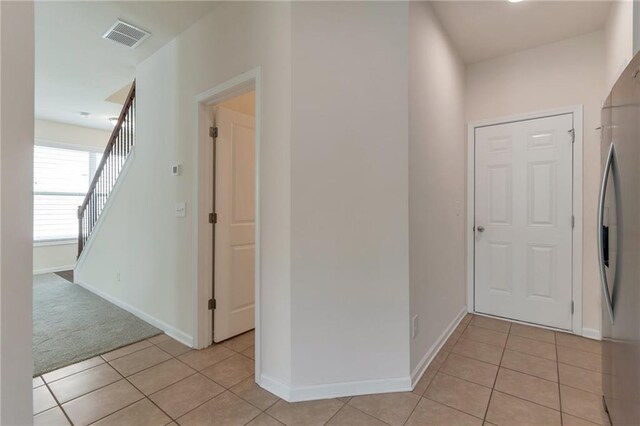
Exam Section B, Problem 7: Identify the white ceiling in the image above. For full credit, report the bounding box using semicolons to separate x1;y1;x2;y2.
431;1;612;64
38;1;612;130
35;1;217;130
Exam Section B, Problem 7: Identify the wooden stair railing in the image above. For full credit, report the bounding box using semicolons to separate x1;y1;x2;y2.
77;82;136;258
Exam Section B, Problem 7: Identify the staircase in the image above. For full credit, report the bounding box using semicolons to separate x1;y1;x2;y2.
77;82;136;258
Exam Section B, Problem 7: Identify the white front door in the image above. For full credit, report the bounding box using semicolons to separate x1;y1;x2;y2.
474;114;573;330
214;107;256;342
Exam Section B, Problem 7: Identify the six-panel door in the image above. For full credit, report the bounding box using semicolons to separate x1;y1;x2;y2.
213;107;256;343
474;114;574;330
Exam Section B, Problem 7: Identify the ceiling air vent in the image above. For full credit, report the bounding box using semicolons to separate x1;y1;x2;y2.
103;20;150;48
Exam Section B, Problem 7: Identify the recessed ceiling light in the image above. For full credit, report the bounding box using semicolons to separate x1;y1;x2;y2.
108;117;119;126
80;112;91;118
508;0;524;3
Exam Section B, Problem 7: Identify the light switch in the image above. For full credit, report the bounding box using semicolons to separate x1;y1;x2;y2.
175;202;186;218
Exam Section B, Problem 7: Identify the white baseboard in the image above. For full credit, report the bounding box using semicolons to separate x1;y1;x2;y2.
260;373;411;403
411;307;467;387
261;308;466;403
34;265;76;275
257;308;466;402
75;279;193;347
260;374;291;401
581;327;602;341
290;376;411;402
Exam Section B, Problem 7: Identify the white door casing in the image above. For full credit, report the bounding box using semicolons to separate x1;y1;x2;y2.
214;107;256;342
474;113;574;330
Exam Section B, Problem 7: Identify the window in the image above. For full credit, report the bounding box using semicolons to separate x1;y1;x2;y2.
34;144;102;242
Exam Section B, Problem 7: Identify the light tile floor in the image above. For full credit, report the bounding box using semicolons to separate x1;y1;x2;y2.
33;315;610;425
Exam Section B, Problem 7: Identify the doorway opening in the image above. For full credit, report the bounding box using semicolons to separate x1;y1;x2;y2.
209;92;256;343
193;68;262;383
467;106;584;335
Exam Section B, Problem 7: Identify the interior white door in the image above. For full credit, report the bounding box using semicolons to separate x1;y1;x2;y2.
214;107;256;342
474;114;573;330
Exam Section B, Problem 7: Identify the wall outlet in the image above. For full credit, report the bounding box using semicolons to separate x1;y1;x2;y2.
412;315;419;339
116;271;121;282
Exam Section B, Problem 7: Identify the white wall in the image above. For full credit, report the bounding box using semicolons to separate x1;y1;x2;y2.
78;1;418;399
408;1;467;376
33;119;110;274
75;2;293;388
290;2;411;393
466;31;606;336
33;244;76;274
605;0;634;94
0;1;34;423
35;119;110;150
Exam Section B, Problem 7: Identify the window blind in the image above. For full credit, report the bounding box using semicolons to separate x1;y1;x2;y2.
34;145;101;242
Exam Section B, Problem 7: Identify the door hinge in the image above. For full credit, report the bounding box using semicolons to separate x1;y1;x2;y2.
568;129;575;143
209;127;218;138
208;212;217;224
571;300;574;315
208;299;216;310
571;215;575;228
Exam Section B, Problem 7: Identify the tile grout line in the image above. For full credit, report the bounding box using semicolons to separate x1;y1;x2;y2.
429;318;495;422
145;335;261;423
402;318;471;425
250;412;285;426
36;333;259;425
100;342;237;425
240;410;262;426
555;332;563;426
48;357;177;415
456;335;507;350
449;347;502;367
155;358;259;422
83;363;168;425
434;363;585;406
71;341;188;425
119;353;220;424
227;382;280;413
501;344;557;363
50;344;177;410
41;324;602;425
482;321;510;423
420;394;486;423
408;316;489;424
556;358;602;375
40;336;159;386
320;401;347;426
172;390;230;424
100;340;157;363
39;379;74;426
489;389;566;416
346;401;394;426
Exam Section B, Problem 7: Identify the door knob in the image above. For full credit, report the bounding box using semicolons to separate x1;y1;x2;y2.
477;226;485;232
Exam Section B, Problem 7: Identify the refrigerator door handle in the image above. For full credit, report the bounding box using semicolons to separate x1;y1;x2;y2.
598;142;617;323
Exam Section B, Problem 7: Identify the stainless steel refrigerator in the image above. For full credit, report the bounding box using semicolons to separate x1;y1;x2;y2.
600;51;640;425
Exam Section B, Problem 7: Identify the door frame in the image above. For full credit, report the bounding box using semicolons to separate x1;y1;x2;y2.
466;105;584;336
192;68;262;382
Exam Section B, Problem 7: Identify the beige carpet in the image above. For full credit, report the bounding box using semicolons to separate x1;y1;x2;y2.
33;273;161;376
